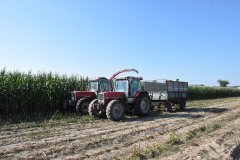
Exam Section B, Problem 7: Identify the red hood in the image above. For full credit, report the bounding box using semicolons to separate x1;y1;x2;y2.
103;92;126;98
75;91;96;100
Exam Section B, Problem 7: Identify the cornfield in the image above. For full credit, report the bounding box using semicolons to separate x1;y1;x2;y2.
0;69;240;115
188;86;240;100
0;68;88;115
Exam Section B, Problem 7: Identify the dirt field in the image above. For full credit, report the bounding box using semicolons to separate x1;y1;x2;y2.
1;98;240;160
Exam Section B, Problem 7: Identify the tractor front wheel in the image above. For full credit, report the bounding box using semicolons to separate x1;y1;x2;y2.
106;100;125;121
89;99;106;118
76;98;90;115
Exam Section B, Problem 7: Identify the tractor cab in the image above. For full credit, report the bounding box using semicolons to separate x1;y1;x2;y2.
114;76;142;97
73;77;111;102
88;77;111;92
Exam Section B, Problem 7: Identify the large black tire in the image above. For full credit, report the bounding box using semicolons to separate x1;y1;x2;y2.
76;98;90;115
179;101;186;111
106;100;125;121
134;94;151;117
89;99;106;118
165;103;173;112
63;97;71;113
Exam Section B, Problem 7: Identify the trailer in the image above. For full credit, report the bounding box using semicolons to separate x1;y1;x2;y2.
142;80;188;111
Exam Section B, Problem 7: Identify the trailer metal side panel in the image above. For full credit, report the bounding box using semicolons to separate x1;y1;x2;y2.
143;81;167;92
167;81;188;101
143;80;188;101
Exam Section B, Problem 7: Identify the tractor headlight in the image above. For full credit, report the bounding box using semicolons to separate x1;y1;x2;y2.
98;93;104;104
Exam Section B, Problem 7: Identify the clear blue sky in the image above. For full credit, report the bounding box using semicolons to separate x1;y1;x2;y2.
0;0;239;86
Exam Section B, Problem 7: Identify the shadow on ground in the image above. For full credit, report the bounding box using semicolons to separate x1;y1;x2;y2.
185;107;228;113
0;107;229;125
122;107;229;122
0;110;76;125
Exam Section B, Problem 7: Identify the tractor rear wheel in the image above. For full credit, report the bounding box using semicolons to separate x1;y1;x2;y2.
89;99;106;118
106;100;125;121
76;98;90;115
134;94;151;117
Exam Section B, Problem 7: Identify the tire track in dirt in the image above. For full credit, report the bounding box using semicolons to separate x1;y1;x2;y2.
1;98;236;133
0;118;145;147
1;100;240;159
155;118;240;160
0;121;109;145
0;99;237;144
16;119;189;159
64;105;240;160
0;113;188;156
1;102;238;158
16;102;240;159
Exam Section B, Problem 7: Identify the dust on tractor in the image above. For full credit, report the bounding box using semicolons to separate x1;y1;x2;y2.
63;77;111;114
89;69;188;121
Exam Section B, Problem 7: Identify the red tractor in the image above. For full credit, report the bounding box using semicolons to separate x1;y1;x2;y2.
89;70;151;121
64;77;111;114
89;70;188;121
63;69;139;115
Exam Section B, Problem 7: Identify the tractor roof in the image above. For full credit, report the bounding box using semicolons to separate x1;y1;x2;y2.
89;77;109;81
115;76;143;81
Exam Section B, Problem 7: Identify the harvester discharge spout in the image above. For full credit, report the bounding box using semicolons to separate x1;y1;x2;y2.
110;68;139;80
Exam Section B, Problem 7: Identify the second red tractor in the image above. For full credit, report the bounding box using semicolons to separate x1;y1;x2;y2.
89;70;151;121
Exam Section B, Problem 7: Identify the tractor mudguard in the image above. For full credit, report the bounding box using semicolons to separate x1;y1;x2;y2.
133;91;149;104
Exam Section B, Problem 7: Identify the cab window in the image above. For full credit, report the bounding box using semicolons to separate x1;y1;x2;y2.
99;80;111;92
130;80;141;96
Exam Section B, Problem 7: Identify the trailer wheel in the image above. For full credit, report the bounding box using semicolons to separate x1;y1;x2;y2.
134;94;151;116
89;99;105;118
106;100;125;121
165;103;173;112
179;101;186;111
76;98;90;115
